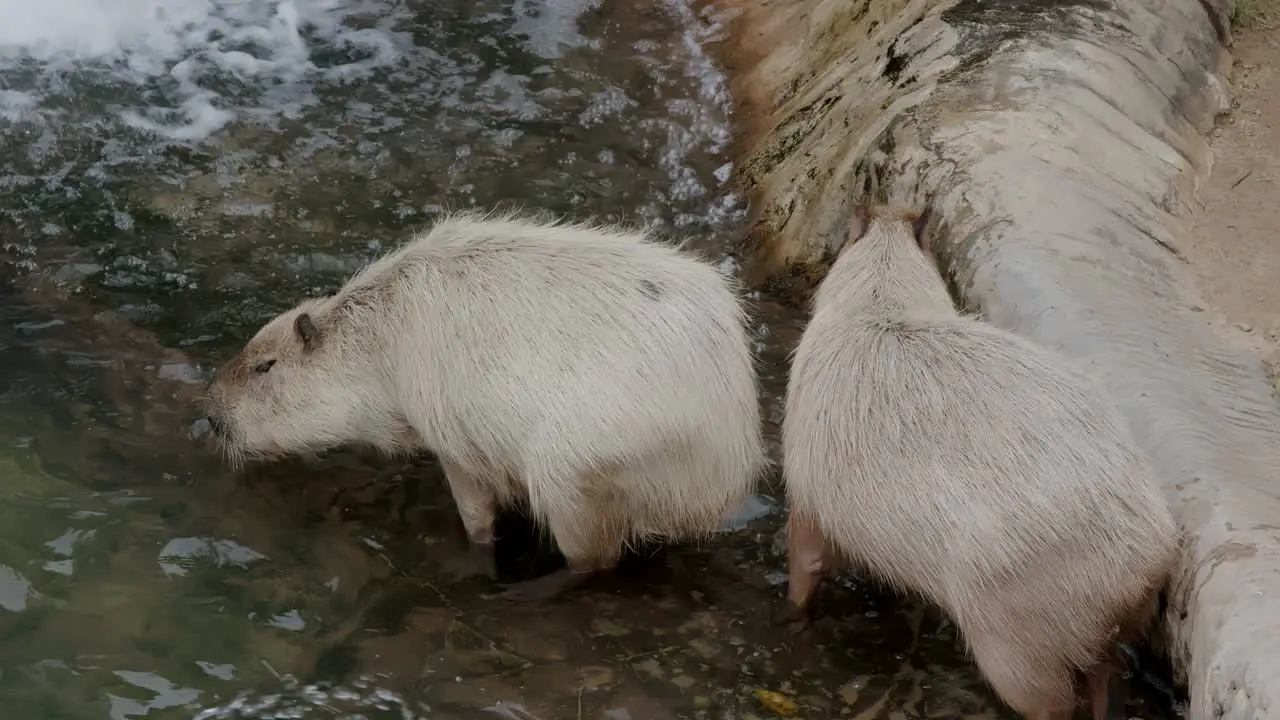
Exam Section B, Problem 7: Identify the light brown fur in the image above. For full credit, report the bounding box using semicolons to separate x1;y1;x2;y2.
781;205;1180;718
204;211;766;595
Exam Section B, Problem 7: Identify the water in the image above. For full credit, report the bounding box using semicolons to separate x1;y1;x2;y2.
0;0;1182;718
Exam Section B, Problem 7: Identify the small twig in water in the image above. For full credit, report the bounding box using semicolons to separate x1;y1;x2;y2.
260;659;282;680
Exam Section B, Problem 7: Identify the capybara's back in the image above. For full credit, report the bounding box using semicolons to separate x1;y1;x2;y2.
386;212;765;528
782;206;1178;719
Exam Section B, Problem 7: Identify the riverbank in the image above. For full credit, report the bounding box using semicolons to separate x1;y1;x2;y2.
1185;21;1280;396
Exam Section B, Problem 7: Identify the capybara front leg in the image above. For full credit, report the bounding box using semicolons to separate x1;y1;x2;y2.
495;496;623;602
772;510;828;629
440;458;499;581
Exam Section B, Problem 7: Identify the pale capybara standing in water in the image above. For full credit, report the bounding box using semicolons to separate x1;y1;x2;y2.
203;212;766;601
780;205;1179;719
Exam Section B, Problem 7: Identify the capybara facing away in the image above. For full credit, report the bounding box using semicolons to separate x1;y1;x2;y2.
780;205;1179;719
204;211;766;601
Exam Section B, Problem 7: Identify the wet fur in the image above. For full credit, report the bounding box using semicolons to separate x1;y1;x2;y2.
205;211;766;574
781;206;1180;717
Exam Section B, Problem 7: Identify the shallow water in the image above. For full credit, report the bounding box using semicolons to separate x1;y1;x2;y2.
0;0;1182;718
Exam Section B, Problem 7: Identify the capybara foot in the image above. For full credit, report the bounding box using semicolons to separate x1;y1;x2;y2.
770;598;814;631
490;568;595;602
443;540;497;581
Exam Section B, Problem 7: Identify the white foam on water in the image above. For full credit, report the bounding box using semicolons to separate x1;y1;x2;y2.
509;0;603;59
191;674;426;720
0;0;410;141
644;0;745;233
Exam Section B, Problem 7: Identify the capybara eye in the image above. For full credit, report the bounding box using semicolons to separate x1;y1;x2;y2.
252;359;277;375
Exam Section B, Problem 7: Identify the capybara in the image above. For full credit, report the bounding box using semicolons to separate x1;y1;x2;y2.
779;205;1179;720
203;211;766;601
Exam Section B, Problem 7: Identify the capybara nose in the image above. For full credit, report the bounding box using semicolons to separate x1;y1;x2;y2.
206;414;226;436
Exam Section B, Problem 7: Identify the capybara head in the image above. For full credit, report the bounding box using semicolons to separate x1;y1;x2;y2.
849;203;933;257
817;202;953;317
202;296;388;465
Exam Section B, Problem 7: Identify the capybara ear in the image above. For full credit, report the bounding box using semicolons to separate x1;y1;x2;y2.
850;204;872;244
295;312;321;350
912;205;933;255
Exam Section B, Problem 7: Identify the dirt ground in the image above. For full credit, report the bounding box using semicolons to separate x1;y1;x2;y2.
1185;24;1280;392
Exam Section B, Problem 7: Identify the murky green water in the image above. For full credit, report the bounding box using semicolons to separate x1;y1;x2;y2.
0;0;1182;717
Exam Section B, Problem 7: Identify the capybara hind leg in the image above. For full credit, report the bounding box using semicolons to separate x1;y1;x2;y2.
772;510;829;629
1087;661;1121;720
439;458;499;580
1083;591;1154;719
968;630;1076;719
496;497;624;602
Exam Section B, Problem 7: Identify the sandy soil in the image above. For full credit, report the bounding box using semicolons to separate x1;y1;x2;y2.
1185;26;1280;393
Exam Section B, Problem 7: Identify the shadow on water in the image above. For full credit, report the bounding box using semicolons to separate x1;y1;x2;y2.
0;0;1182;717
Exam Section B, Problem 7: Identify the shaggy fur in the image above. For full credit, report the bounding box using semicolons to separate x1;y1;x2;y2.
781;206;1180;719
205;211;766;577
